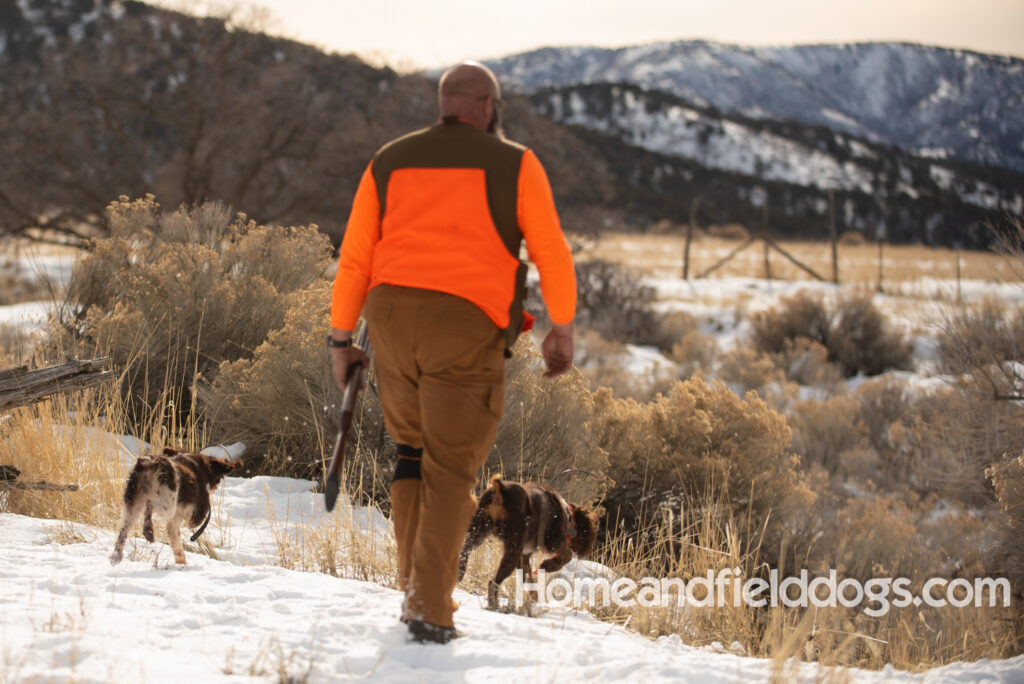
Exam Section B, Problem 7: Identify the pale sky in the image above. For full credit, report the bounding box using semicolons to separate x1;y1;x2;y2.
219;0;1024;70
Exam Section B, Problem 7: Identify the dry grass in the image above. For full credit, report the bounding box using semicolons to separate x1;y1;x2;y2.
587;233;1020;287
1;390;136;527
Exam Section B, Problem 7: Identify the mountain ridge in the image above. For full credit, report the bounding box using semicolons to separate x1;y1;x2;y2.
487;40;1024;173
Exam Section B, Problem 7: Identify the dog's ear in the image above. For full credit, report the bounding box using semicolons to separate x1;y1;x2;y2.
483;474;507;523
162;446;178;457
570;507;600;558
488;474;504;499
208;457;240;475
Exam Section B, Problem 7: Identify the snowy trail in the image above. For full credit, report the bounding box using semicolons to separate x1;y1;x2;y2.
3;510;1023;683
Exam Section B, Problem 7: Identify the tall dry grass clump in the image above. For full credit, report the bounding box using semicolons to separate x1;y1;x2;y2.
51;195;333;426
0;374;203;527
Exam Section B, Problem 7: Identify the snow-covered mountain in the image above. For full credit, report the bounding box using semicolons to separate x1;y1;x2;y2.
528;81;1022;246
532;82;1022;214
488;41;1024;173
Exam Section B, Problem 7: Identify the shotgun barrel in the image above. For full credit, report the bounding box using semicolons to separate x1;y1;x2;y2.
324;324;371;512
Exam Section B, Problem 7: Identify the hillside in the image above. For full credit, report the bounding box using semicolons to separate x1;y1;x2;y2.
0;2;1020;248
0;0;613;243
530;82;1023;246
488;41;1024;172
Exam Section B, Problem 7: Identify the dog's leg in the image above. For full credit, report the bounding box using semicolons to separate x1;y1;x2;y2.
142;501;155;543
488;538;524;611
166;517;187;565
520;554;538;604
110;499;146;565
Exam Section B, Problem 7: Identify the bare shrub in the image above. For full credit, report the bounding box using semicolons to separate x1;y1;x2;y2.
987;454;1024;601
827;291;913;377
749;291;830;354
749;289;912;377
532;258;658;344
490;336;610;506
716;345;784;394
788;396;870;475
893;380;1024;505
650;310;717;376
837;230;867;245
935;298;1024;397
593;378;815;565
197;283;388;485
52;196;333;425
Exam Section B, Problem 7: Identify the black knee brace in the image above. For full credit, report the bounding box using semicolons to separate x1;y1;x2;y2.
392;443;422;481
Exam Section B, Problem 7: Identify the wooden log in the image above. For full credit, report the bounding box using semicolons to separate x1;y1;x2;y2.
0;480;80;492
0;358;116;412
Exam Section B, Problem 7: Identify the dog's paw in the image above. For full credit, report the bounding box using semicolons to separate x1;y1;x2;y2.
109;551;123;566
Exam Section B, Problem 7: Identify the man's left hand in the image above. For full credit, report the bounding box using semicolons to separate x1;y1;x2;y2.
541;322;574;378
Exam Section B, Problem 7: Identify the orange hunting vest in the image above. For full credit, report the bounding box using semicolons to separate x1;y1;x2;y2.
332;117;576;347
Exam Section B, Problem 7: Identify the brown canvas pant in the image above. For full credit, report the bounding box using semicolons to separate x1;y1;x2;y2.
364;284;505;628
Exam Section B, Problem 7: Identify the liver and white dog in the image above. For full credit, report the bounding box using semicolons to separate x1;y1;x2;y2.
110;447;241;566
458;475;599;610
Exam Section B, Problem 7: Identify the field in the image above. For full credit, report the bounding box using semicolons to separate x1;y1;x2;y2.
1;218;1023;682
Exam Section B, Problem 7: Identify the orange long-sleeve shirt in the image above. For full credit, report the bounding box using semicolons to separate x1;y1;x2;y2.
331;119;576;335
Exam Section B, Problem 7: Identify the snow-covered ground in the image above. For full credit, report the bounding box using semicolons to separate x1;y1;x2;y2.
4;474;1024;683
3;246;1024;681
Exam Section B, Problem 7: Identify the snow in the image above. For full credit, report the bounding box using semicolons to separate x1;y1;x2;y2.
4;488;1024;682
0;301;54;329
546;87;877;193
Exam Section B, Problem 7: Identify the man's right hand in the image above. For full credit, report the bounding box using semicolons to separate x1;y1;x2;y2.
541;322;574;378
331;346;370;391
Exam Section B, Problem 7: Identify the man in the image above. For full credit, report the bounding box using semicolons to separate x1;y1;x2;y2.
329;61;576;644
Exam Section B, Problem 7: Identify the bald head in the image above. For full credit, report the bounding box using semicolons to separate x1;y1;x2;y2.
438;61;502;132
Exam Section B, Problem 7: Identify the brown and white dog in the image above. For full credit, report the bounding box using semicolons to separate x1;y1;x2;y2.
458;475;599;610
110;447;241;566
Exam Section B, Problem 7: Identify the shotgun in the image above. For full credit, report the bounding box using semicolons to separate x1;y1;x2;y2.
324;323;371;512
